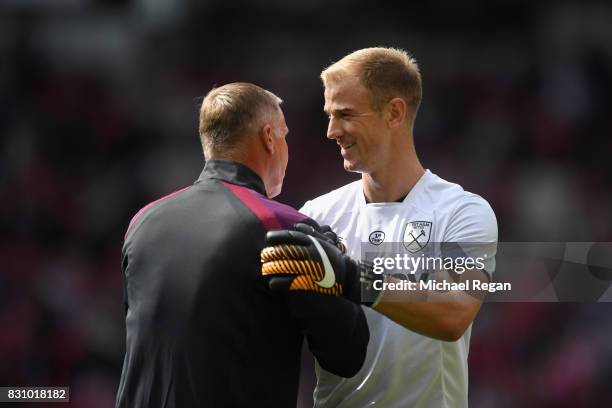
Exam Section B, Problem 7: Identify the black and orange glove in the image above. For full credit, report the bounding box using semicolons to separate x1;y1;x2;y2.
292;221;347;254
261;230;382;306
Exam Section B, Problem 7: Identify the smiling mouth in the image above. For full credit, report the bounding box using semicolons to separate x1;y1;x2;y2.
340;143;355;150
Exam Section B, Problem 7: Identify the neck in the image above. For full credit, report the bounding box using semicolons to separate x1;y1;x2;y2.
209;148;269;192
362;137;424;203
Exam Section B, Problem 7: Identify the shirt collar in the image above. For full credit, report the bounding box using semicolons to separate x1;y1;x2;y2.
197;159;267;196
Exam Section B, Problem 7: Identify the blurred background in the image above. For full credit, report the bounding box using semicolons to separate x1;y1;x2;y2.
1;0;612;406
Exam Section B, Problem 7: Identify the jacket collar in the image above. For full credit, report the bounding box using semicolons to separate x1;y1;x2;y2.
197;159;267;196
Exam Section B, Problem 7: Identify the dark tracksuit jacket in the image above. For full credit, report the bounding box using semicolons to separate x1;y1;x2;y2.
116;159;369;407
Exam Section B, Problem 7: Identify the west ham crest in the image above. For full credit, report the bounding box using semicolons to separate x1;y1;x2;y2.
402;221;432;253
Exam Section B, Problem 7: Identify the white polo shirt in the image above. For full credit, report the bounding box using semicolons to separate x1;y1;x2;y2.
300;169;498;408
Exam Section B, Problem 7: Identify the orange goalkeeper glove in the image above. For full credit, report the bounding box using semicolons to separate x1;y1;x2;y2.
261;229;382;306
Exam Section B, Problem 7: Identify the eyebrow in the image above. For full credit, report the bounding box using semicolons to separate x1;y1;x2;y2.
324;108;357;116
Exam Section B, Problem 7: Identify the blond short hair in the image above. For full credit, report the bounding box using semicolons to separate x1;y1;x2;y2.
321;47;422;115
199;82;282;157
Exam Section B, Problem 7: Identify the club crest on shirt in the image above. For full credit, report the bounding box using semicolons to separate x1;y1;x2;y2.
368;230;385;245
402;221;432;253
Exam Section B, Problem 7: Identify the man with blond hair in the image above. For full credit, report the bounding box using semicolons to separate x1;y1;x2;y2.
262;48;498;406
116;82;369;408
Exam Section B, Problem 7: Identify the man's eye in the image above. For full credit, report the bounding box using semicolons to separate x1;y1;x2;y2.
327;112;350;120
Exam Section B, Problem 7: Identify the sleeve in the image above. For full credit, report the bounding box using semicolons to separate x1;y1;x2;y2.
444;195;498;278
299;200;313;217
299;200;331;233
285;292;369;378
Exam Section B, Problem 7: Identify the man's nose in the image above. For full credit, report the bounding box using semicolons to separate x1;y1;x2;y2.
327;117;342;140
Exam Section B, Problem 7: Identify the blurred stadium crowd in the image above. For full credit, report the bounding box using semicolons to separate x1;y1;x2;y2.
1;0;611;407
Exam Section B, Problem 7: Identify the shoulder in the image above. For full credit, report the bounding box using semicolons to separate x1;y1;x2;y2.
124;185;194;240
420;173;497;242
415;172;492;213
448;194;497;241
222;182;309;231
411;172;467;211
300;180;361;220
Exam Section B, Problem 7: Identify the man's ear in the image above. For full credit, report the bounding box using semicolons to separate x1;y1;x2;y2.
259;124;275;154
386;97;407;128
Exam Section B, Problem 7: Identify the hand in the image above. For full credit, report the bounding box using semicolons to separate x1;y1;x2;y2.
292;221;346;254
261;230;381;305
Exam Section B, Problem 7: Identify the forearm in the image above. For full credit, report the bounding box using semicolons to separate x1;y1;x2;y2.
287;292;369;377
372;270;487;341
375;298;482;341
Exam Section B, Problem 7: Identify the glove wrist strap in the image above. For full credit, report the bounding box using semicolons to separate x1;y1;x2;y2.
354;261;384;307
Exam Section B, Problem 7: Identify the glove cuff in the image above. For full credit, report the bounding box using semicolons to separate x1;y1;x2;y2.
345;260;383;307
